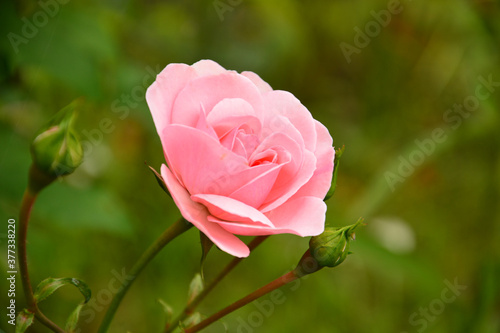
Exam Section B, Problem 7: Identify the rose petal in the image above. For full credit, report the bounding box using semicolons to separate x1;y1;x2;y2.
209;196;326;237
249;131;309;210
192;59;227;76
266;196;326;236
191;194;274;227
195;104;219;139
161;164;250;257
228;163;282;208
161;125;248;195
260;114;304;151
171;73;264;127
264;90;317;152
207;99;261;139
250;132;301;171
292;121;335;199
261;150;316;212
219;125;260;158
146;63;197;135
206;162;278;197
241;71;273;93
207;98;256;124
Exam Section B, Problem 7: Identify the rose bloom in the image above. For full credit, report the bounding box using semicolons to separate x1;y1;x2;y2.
146;60;334;257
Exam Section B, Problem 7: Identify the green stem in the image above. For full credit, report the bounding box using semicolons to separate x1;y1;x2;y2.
98;218;193;333
19;189;66;333
167;236;268;333
184;270;299;333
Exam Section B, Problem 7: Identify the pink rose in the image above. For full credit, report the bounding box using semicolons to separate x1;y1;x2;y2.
146;60;334;257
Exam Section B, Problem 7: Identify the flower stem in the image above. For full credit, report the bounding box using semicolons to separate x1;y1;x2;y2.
167;236;268;333
98;218;193;333
19;189;66;333
184;270;299;333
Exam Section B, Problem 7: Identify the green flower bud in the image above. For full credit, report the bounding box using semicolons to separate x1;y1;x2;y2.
29;99;84;191
309;218;364;268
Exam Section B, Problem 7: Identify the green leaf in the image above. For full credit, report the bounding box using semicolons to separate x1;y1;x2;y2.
15;310;34;333
33;277;91;332
199;231;214;280
34;277;91;303
147;164;171;197
187;273;204;306
65;303;85;333
157;298;174;329
324;145;345;201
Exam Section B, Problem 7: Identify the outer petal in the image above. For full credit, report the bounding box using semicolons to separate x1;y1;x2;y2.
161;164;250;257
292;121;335;199
210;196;326;237
191;194;274;227
241;71;273;93
263;90;317;152
170;73;264;127
265;196;326;236
192;59;227;76
146;63;197;135
161;125;248;195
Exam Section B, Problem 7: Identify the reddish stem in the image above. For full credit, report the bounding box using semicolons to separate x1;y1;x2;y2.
184;271;298;333
19;189;66;333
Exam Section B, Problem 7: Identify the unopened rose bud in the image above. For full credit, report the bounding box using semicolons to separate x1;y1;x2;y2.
29;99;84;191
308;218;364;268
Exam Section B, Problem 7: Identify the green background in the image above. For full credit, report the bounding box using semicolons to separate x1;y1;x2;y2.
0;0;499;332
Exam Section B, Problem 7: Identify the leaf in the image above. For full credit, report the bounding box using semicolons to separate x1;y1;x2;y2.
187;273;204;306
157;298;174;328
34;277;91;303
33;277;91;332
65;303;85;333
147;164;171;197
324;145;345;201
199;231;214;279
15;310;34;333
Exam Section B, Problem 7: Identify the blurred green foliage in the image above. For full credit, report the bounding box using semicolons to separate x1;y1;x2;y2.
0;0;499;332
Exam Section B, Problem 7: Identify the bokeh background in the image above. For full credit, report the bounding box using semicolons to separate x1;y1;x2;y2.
1;0;499;332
